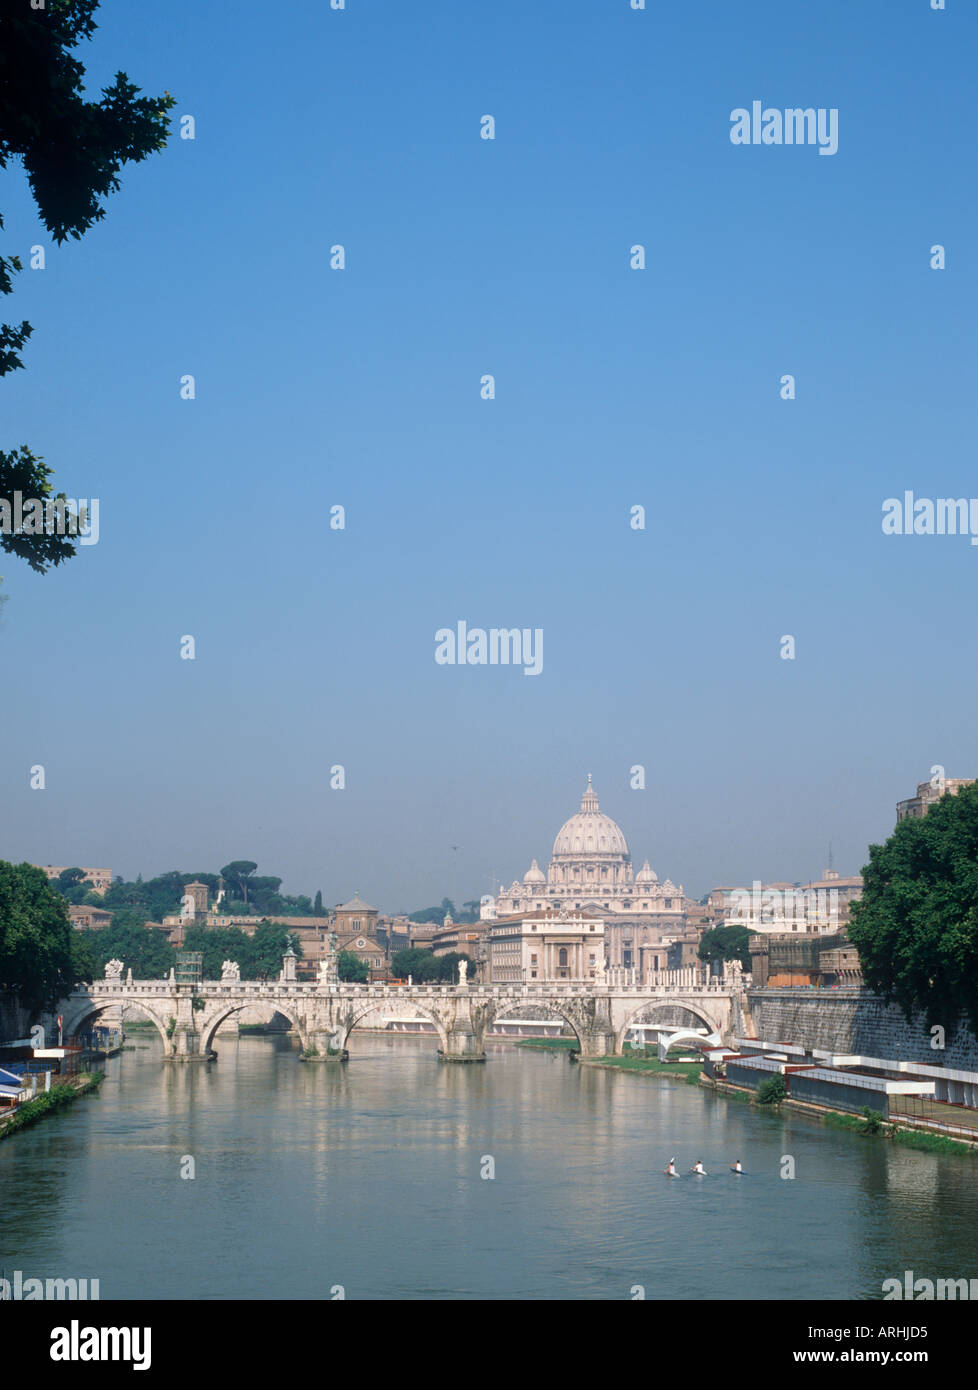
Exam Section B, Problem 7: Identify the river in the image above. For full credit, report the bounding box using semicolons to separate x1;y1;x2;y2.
2;1032;977;1300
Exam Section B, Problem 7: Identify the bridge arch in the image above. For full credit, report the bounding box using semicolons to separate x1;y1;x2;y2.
62;996;173;1055
486;1001;585;1051
198;1001;310;1056
340;1001;450;1054
614;998;721;1055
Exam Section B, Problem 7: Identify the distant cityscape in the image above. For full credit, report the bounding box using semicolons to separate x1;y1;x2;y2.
37;772;973;992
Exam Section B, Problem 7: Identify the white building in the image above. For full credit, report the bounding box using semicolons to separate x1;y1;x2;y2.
486;910;605;983
488;777;685;923
721;873;862;935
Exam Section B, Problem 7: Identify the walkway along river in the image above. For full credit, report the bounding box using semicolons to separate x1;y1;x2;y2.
2;1032;977;1300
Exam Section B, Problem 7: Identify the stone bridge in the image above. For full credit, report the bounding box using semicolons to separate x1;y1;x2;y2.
58;967;750;1063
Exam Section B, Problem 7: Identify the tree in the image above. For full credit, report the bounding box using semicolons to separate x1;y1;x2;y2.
181;926;240;981
54;866;94;905
0;861;78;1011
314;890;323;914
698;924;752;971
101;870;186;922
391;947;441;982
0;0;174;586
242;921;301;981
407;899;457;925
848;781;978;1038
336;950;368;983
434;952;476;983
220;861;259;906
88;909;173;977
69;928;97;985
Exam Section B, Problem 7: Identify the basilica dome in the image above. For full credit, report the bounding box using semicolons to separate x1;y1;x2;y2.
551;776;630;860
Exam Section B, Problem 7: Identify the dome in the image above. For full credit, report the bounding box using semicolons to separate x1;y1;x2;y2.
635;859;658;884
523;858;546;884
552;777;630;859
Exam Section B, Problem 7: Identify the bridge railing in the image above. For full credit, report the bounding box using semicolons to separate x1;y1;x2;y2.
73;977;742;999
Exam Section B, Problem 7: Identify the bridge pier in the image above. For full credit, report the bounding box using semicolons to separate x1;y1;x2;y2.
438;992;486;1062
575;1029;618;1059
301;1029;348;1062
438;1028;486;1063
165;1025;213;1062
164;992;213;1062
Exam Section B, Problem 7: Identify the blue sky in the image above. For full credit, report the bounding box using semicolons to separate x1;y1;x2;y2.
1;0;975;909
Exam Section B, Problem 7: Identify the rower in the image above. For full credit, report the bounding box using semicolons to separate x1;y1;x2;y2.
690;1159;707;1175
664;1157;679;1177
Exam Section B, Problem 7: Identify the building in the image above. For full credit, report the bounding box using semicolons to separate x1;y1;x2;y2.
666;932;704;970
333;894;379;940
803;871;863;927
68;905;112;931
333;895;386;975
897;776;975;822
486;910;605;983
748;931;857;987
427;918;487;961
183;880;210;915
407;920;442;948
718;870;862;935
817;943;864;987
36;866;112;896
376;914;412;957
487;777;689;937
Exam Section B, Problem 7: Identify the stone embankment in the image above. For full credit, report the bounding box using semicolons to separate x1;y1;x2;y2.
748;989;978;1069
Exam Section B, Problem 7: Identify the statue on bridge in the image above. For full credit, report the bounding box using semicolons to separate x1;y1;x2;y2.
318;956;338;985
457;959;468;985
104;959;124;982
221;960;241;982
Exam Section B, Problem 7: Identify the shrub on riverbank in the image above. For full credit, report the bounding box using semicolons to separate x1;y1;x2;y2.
0;1073;103;1142
822;1108;978;1156
757;1075;787;1105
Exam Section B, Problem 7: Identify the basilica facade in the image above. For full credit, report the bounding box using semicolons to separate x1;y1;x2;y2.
485;778;691;972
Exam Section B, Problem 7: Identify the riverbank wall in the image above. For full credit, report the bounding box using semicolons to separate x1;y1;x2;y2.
747;988;978;1069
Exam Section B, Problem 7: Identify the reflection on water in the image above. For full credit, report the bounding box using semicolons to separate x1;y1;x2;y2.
1;1033;976;1300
